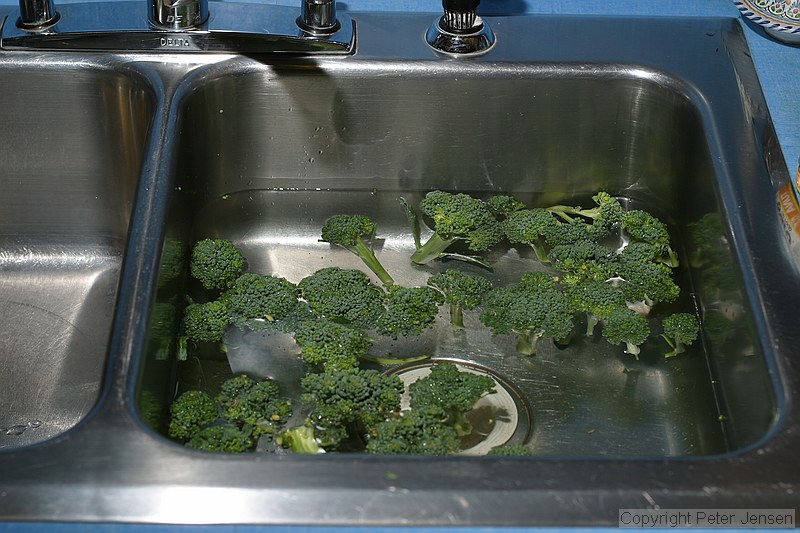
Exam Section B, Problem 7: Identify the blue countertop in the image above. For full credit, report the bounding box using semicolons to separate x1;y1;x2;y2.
0;0;797;531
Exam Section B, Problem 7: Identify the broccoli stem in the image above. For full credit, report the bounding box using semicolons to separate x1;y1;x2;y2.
530;240;551;263
410;233;457;265
585;314;600;337
449;303;465;329
450;410;473;437
281;426;323;454
662;337;686;358
664;247;680;268
352;236;395;286
624;341;641;359
515;331;544;356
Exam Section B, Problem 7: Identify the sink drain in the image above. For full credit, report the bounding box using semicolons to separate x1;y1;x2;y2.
387;359;532;455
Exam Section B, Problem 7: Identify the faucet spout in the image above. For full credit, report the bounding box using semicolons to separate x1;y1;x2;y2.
150;0;208;30
17;0;59;30
297;0;340;34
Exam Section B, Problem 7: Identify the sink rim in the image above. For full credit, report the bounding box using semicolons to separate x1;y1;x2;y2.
0;12;796;526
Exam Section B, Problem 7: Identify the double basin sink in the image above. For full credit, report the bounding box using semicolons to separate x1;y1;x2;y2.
0;9;797;526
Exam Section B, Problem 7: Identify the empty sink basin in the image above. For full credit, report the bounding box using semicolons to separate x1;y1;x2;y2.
0;61;154;448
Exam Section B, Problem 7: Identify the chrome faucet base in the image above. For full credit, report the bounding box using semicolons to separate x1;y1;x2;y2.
0;1;355;54
425;15;495;56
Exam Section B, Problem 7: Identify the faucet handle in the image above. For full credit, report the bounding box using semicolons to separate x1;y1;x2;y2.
426;0;494;56
441;0;479;32
150;0;208;30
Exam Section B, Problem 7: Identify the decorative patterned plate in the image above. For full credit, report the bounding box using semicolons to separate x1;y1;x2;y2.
735;0;800;43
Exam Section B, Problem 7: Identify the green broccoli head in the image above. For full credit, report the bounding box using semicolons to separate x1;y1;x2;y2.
409;362;495;437
500;208;559;262
661;312;700;358
601;306;651;357
298;267;386;329
216;375;292;439
487;194;526;217
182;299;230;343
542;219;594;247
299;368;403;450
376;285;445;338
223;273;300;323
321;214;376;247
410;191;503;264
320;214;394;286
480;276;575;355
293;319;372;371
190;239;246;290
548;241;613;286
567;280;627;336
168;390;219;442
614;258;680;310
621;210;679;267
587;192;625;234
427;269;493;327
186;425;254;453
366;406;461;455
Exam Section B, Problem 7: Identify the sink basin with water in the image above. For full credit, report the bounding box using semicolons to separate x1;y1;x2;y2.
0;11;797;526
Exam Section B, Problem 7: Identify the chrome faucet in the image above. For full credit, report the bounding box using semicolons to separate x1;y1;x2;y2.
2;0;354;53
150;0;209;31
426;0;495;56
15;0;58;29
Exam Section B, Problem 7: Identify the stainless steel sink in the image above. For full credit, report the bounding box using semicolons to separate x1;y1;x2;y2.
0;60;154;449
0;11;798;526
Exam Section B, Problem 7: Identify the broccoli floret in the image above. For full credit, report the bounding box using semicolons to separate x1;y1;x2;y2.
661;312;700;358
216;375;292;439
427;269;493;328
542;219;595;247
298;267;386;329
293;319;372;371
223;273;301;323
621;209;679;267
182;299;230;343
366;406;461;455
186;425;254;453
320;214;395;287
480;275;575;355
546;192;624;239
501;208;560;262
410;191;504;265
488;194;526;216
409;362;495;437
601;307;650;358
376;285;445;337
295;368;404;451
487;444;532;456
549;241;613;286
168;390;219;442
567;280;627;336
612;258;680;314
190;238;246;290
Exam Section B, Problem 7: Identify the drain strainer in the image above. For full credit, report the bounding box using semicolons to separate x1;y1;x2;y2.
387;358;532;455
